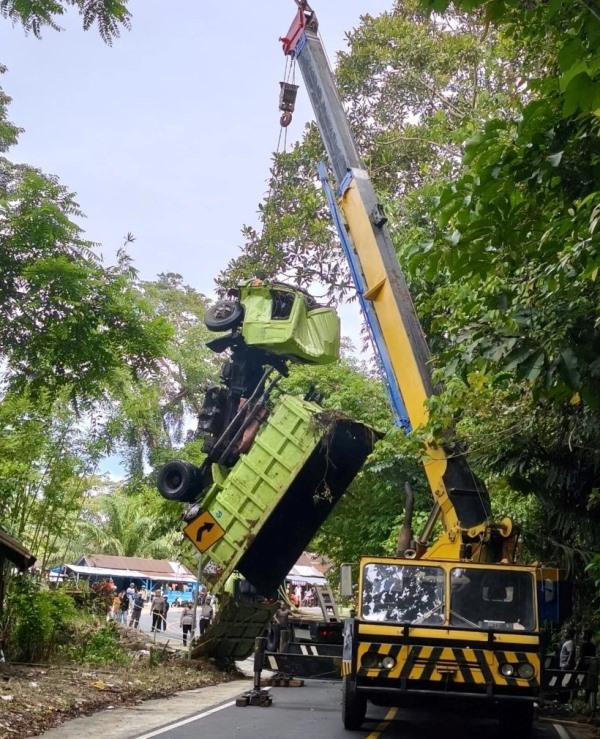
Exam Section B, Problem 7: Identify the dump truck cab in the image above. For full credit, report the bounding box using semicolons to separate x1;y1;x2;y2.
204;279;340;366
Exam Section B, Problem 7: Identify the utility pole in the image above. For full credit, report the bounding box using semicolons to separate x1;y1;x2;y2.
191;552;202;642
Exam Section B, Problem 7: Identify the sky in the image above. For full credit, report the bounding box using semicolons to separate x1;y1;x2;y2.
2;1;392;476
2;1;391;300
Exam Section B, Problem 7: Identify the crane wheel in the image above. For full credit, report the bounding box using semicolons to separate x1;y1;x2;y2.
342;676;367;730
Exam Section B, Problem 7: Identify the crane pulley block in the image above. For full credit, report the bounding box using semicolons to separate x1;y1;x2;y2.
279;81;299;127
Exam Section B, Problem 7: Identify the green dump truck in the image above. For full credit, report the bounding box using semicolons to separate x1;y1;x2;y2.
156;281;376;666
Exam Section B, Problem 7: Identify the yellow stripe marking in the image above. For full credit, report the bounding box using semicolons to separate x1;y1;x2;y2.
365;707;398;738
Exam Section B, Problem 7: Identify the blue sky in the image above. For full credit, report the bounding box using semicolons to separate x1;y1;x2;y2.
2;1;391;295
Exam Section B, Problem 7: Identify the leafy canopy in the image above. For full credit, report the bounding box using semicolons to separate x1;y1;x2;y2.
1;0;132;43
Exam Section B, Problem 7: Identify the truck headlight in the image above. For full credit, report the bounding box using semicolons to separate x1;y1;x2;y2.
382;656;396;670
500;663;515;677
361;652;379;669
517;663;535;680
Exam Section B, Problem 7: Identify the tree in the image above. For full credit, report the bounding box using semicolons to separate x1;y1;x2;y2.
1;0;132;43
0;191;172;402
74;484;183;560
104;273;220;478
0;391;110;568
416;1;600;568
218;0;600;578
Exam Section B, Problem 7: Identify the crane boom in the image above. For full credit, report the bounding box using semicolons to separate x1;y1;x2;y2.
281;2;494;554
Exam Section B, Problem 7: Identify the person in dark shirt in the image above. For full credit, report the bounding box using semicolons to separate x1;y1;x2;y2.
272;602;291;652
129;593;145;629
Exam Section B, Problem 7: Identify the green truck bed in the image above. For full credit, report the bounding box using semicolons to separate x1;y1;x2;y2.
189;393;376;660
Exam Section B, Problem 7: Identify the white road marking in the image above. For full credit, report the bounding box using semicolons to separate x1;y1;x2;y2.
134;700;236;738
553;723;571;739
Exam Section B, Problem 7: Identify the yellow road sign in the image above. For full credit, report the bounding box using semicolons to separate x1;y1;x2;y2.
184;510;225;554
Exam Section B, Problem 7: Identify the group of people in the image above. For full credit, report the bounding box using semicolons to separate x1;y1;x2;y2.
149;589;171;632
110;583;146;628
289;584;315;608
178;597;215;646
106;580;216;646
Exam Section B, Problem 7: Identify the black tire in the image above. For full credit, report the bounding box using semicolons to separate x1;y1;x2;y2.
157;460;206;503
265;625;277;652
342;676;367;731
204;301;244;332
498;702;533;739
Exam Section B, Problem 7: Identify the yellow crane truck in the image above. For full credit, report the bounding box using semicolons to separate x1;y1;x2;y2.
280;2;567;735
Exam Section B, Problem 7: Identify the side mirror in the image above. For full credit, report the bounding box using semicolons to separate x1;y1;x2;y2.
544;579;556;603
340;563;353;598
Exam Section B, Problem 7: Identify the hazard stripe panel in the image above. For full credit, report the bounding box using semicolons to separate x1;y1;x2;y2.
356;642;540;686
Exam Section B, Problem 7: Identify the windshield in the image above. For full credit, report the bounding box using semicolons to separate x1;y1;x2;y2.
450;568;536;631
361;563;445;624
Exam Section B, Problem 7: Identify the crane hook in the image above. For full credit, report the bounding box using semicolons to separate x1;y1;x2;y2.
279;81;299;129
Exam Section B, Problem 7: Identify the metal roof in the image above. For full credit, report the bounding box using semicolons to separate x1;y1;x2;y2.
74;554;195;579
287;564;326;584
67;557;197;583
0;527;36;571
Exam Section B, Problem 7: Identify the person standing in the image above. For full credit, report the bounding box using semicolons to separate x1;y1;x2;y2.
272;602;291;652
111;591;122;621
129;592;145;629
199;600;213;635
559;627;577;703
180;604;195;646
560;628;576;670
151;590;165;632
126;583;136;613
118;590;130;624
162;596;170;631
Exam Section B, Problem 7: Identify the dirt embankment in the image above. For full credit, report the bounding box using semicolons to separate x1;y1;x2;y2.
0;628;235;739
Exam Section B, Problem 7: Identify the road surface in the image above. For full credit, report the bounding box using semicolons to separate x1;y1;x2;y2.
39;676;581;739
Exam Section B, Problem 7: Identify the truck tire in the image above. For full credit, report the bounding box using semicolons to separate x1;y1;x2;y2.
204;301;244;332
157;460;206;503
342;675;366;731
498;702;533;739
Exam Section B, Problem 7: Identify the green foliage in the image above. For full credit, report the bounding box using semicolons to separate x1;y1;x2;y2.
0;165;172;402
414;0;600;572
1;0;132;43
0;391;111;567
77;621;129;665
6;578;129;666
104;273;218;478
75;483;183;560
6;577;77;662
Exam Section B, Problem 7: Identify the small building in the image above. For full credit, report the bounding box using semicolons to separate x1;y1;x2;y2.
287;551;329;587
63;554;197;594
0;527;36;620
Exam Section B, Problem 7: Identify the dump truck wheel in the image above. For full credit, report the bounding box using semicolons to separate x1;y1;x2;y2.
204;301;244;332
342;676;366;730
157;460;205;503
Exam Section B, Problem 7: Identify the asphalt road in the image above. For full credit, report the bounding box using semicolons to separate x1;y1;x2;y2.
130;682;573;739
107;609;575;739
